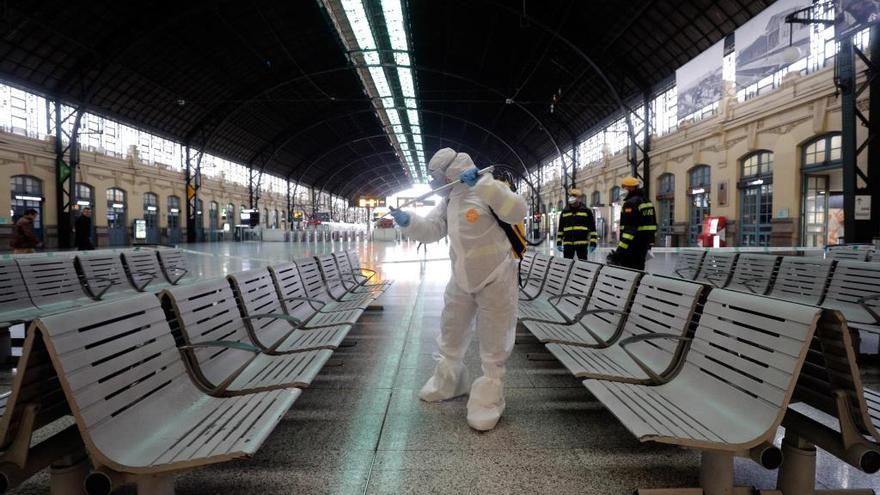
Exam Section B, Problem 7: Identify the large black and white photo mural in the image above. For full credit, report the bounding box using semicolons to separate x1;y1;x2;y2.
676;39;724;121
735;0;812;88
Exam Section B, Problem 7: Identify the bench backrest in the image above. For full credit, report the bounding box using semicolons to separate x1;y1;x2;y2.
0;259;33;313
519;251;536;280
161;279;256;387
228;269;291;347
16;256;87;308
821;260;880;324
769;257;833;306
33;294;188;435
296;257;332;302
672;249;705;280
792;310;880;443
619;275;705;375
686;289;820;413
726;254;779;295
121;250;164;289
542;257;574;299
694;252;738;288
581;266;641;341
333;251;356;281
522;253;551;297
555;260;602;317
269;262;321;322
0;318;71;450
76;251;131;298
156;248;188;283
316;255;349;299
828;249;872;262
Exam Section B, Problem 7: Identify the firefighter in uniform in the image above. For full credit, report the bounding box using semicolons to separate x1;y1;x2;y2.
555;188;598;260
608;177;656;270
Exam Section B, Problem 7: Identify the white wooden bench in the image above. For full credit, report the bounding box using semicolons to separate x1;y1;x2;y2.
121;249;179;291
820;260;880;335
269;261;364;326
546;275;705;384
0;259;43;328
520;253;552;301
518;256;573;319
0;318;83;492
162;278;333;395
17;256;108;309
766;309;880;494
827;244;875;262
31;294;299;495
671;249;705;280
725;254;779;295
297;257;371;313
316;254;375;306
76;251;143;299
521;266;641;346
155;248;190;284
768;257;834;306
694;252;738;288
228;268;351;351
586;289;822;494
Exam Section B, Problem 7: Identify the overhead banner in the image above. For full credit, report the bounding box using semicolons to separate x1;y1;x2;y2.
676;40;724;120
735;0;812;88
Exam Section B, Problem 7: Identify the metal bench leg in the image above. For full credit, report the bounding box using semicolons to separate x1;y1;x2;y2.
637;451;753;495
49;454;89;495
132;473;175;495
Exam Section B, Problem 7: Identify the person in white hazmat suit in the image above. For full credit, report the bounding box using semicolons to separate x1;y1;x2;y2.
388;148;528;431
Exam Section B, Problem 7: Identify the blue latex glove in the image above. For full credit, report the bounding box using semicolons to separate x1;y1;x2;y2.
556;245;563;253
459;167;480;187
389;209;411;227
588;245;596;254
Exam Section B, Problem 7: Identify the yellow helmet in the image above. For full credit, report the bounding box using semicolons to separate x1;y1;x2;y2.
621;177;640;187
568;188;582;196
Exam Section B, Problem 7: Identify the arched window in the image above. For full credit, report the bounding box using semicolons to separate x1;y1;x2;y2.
739;151;773;246
591;191;601;207
687;165;711;246
610;186;621;204
10;175;44;241
801;133;843;247
656;173;675;246
75;183;94;210
106;188;127;246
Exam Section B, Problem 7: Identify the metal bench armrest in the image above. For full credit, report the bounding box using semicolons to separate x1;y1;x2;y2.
736;276;766;293
282;296;327;312
857;293;880;322
180;340;261;353
129;270;157;291
165;266;189;285
673;268;696;278
79;275;114;300
617;333;692;385
242;313;304;328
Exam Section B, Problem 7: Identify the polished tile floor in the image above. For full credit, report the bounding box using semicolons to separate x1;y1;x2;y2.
6;238;880;494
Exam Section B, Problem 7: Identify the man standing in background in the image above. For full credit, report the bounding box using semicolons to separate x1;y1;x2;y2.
555;188;597;260
10;209;40;254
75;207;95;250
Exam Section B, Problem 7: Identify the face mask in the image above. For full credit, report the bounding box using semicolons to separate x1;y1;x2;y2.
430;170;450;197
569;196;579;204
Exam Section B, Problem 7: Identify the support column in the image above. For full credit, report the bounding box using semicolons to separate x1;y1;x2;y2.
840;35;859;243
184;146;200;243
866;23;880;242
53;101;83;250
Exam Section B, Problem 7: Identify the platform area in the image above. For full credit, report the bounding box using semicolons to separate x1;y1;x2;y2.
5;239;878;495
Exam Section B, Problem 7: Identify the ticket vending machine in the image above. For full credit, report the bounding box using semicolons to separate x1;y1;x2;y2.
697;216;727;248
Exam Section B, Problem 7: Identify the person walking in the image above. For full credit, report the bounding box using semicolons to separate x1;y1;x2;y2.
10;209;40;254
555;188;597;260
75;207;95;250
607;177;656;270
389;148;527;431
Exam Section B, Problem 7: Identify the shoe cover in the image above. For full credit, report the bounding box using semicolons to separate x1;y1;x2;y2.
419;358;470;402
466;376;505;431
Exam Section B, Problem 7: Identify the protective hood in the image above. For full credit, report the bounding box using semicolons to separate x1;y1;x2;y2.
428;148;457;174
445;152;475;182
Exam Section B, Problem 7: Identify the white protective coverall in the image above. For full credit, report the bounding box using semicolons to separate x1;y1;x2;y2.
401;148;528;431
